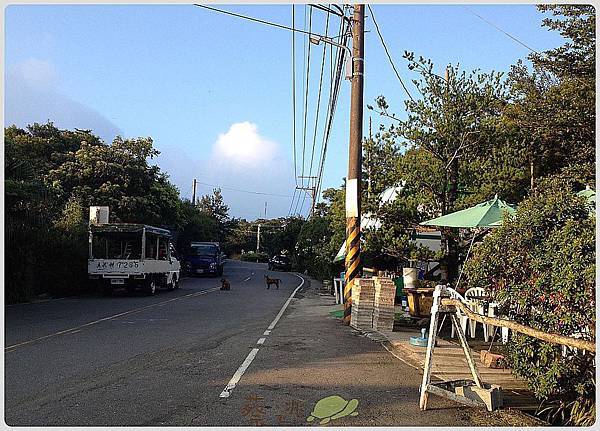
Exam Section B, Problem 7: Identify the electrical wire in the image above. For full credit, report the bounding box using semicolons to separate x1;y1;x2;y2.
291;5;298;186
287;188;297;216
309;4;348;20
298;188;308;216
194;4;325;38
194;181;293;198
308;6;331;203
367;4;415;102
314;12;350;205
300;5;313;188
461;5;539;54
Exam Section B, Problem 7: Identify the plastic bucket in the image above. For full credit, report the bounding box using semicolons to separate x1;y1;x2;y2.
403;267;419;289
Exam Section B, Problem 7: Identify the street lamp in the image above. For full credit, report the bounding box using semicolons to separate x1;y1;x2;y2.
309;34;352;80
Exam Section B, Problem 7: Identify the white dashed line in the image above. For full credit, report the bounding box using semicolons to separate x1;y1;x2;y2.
219;273;305;398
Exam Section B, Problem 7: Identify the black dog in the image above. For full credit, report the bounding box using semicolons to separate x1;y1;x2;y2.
264;275;281;290
220;278;231;291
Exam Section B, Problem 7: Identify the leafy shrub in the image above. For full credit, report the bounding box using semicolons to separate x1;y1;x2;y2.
240;252;269;263
464;176;595;426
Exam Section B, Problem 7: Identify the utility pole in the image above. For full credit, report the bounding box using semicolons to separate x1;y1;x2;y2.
256;224;261;254
297;175;318;216
367;116;372;201
264;201;268;219
343;4;365;326
192;178;197;205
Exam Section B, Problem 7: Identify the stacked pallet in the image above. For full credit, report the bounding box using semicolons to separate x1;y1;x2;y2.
373;277;396;332
350;278;375;329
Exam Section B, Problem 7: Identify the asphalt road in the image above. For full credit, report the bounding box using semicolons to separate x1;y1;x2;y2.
4;260;531;426
5;260;306;426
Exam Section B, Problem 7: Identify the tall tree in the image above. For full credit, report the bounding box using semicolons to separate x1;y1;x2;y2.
374;56;509;280
47;136;180;226
504;5;595;188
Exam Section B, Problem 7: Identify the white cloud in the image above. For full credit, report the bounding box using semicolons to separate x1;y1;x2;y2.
212;122;278;165
190;121;296;219
10;58;58;89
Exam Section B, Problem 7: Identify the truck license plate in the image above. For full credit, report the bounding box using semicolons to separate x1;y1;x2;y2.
110;279;125;285
196;269;204;274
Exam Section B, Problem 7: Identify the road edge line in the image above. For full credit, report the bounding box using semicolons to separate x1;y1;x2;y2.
218;273;305;398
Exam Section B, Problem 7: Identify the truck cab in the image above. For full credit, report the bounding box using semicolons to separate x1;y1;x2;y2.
88;223;180;296
184;242;225;277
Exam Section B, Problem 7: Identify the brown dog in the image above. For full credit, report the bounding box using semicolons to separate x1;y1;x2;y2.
220;278;231;291
264;275;281;290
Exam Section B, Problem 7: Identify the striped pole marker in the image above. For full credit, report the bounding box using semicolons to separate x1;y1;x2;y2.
343;216;361;325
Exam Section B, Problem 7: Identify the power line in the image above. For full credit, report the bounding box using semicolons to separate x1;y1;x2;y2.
291;5;298;185
287;188;297;216
315;11;350;206
367;4;415;102
194;181;293;198
308;7;331;196
461;6;539;54
300;5;313;188
292;184;303;215
194;4;325;38
309;4;348;20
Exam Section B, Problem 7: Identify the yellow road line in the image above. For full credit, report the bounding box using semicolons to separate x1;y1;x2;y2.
5;287;220;352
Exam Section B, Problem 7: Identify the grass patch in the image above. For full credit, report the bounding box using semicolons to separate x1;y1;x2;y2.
329;309;344;319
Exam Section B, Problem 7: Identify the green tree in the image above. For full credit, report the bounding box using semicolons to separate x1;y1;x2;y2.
198;188;230;242
48;136;180;226
176;199;220;251
371;57;509;279
504;5;595;188
464;176;595;426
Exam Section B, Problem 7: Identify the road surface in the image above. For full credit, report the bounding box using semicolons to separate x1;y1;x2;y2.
5;260;534;426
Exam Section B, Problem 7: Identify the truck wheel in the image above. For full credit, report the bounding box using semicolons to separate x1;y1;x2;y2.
146;279;157;296
167;275;176;291
173;275;179;289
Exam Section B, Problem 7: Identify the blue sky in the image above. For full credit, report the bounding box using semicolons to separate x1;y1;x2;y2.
5;4;565;220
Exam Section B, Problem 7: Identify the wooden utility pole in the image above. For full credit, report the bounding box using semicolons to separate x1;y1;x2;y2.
192;178;197;205
367;116;372;200
343;4;365;326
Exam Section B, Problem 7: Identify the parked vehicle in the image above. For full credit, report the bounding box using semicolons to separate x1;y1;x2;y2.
88;223;180;296
268;255;291;271
184;242;225;276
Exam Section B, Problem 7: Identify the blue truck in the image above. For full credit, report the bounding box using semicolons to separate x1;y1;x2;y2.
184;242;225;277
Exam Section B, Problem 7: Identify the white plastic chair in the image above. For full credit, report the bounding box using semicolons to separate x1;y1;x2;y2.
438;286;469;339
487;299;509;344
464;287;488;341
562;327;591;357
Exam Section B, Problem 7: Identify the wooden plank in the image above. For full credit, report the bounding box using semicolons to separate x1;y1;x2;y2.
426;384;486;408
441;298;595;352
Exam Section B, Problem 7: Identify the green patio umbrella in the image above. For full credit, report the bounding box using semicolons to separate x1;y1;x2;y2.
420;195;516;228
420;195;516;288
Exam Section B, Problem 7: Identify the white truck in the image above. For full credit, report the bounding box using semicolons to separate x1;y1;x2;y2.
88;223;180;296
